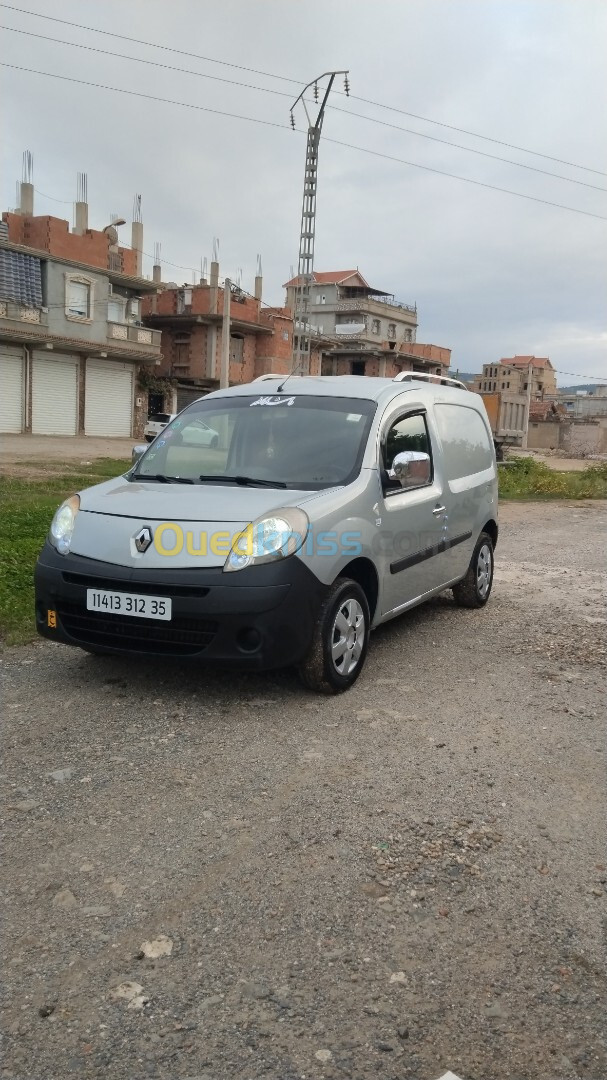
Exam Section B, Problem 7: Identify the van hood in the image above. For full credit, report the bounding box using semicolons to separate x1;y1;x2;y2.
69;476;324;569
78;476;310;522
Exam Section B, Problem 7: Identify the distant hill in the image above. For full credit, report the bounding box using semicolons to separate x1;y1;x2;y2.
448;370;477;383
558;384;602;394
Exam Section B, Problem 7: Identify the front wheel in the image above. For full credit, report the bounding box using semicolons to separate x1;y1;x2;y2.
452;532;494;608
144;435;154;443
298;578;370;694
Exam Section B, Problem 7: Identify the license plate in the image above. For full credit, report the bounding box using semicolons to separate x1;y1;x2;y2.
86;589;172;621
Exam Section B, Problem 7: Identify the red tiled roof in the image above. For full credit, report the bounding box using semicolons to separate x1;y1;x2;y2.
528;401;566;420
283;269;369;288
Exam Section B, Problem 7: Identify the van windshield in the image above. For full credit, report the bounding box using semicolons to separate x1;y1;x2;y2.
132;395;376;490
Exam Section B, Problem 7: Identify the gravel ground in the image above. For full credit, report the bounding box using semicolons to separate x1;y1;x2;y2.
1;500;605;1080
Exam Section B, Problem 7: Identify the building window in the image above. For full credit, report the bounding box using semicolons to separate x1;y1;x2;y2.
108;296;126;323
523;382;528;390
282;330;289;341
65;275;93;320
371;319;381;335
351;360;366;376
315;294;321;304
388;322;396;339
501;382;505;390
404;328;412;342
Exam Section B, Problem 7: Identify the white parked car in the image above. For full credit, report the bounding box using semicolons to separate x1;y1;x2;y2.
143;413;177;443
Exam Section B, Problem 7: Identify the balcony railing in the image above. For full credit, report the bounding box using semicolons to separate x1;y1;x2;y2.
335;296;417;315
0;299;48;325
108;322;161;349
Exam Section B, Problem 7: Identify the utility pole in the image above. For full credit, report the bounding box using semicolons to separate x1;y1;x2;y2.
290;69;349;376
220;278;231;389
522;358;533;450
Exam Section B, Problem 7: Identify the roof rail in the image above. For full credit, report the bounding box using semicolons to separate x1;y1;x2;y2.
253;373;286;381
393;371;469;391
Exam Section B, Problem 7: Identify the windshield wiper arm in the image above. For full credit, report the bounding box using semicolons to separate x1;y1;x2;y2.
198;474;287;489
135;473;194;484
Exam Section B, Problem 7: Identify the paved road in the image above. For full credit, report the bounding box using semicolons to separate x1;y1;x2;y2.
1;501;605;1080
1;434;135;463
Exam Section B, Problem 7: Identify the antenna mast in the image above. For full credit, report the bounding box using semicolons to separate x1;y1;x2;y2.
290;69;349;376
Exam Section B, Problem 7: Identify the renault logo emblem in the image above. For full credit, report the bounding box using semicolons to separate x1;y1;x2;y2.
134;526;153;553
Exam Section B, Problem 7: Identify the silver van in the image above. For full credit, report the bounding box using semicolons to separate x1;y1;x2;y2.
35;373;498;693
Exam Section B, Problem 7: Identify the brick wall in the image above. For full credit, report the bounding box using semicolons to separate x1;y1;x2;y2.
2;213;136;275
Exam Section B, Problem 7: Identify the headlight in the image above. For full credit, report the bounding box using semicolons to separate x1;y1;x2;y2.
49;495;80;555
224;507;309;573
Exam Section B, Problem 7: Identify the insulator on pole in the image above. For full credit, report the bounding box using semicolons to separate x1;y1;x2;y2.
314;81;319;102
344;75;350;96
290;111;295;129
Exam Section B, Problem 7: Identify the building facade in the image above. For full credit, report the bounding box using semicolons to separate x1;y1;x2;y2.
284;269;450;377
473;355;557;399
0;180;161;437
141;266;327;411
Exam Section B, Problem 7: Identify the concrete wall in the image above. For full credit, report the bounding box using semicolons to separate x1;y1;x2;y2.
527;420;561;450
528;419;607;455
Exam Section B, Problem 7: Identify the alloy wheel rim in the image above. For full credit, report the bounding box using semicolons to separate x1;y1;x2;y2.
477;543;492;598
331;598;365;677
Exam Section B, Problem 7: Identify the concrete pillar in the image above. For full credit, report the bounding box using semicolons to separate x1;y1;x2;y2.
152;264;162;284
19;182;34;216
131;220;144;276
209;260;219;315
254;275;263;301
74;201;88;235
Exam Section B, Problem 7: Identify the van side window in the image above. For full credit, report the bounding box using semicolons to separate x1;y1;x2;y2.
434;403;493;481
383;412;432;491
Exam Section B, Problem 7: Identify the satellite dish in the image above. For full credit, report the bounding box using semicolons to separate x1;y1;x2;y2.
104;225;119;246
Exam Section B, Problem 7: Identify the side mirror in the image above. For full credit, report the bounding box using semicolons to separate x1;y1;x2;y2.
131;444;148;466
389;451;431;489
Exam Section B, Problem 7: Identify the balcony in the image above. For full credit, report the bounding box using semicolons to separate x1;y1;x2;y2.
335;296;417;317
0;299;48;326
107;321;161;351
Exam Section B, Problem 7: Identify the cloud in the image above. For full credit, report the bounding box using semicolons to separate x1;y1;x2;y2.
1;0;606;382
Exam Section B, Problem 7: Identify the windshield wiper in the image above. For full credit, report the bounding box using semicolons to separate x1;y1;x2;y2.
135;473;194;484
198;474;287;489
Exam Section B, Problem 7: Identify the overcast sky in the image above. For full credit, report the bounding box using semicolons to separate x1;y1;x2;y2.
2;0;606;382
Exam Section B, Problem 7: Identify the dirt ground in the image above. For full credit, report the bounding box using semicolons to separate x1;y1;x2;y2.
1;501;605;1080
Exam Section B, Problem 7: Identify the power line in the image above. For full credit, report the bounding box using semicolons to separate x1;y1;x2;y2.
1;2;605;178
3;63;606;223
3;24;605;194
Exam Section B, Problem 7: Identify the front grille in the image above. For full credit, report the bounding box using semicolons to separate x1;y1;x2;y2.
61;571;210;599
58;602;218;657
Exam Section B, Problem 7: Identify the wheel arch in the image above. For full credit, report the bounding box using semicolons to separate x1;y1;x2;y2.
338;556;379;621
483;518;499;548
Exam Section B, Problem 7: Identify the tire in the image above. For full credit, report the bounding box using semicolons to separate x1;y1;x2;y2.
298;577;370;694
452;531;494;608
210;435;219;449
145;435;154;443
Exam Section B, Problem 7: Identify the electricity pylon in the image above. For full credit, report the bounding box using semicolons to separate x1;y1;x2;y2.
290;70;349;375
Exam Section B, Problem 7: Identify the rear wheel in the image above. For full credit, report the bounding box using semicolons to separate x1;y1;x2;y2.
452;532;494;608
298;578;370;694
210;435;219;449
144;435;154;443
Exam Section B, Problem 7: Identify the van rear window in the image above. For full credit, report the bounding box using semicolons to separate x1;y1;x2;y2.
434;403;493;481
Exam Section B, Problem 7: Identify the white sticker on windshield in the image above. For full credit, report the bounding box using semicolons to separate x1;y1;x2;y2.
347;413;362;422
250;396;296;407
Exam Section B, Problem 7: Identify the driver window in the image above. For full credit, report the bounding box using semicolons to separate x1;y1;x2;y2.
383;412;432;489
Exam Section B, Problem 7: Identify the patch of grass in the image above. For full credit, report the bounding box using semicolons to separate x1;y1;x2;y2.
1;455;605;647
499;457;607;499
0;460;130;645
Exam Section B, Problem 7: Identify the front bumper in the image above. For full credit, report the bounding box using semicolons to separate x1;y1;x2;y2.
34;543;327;669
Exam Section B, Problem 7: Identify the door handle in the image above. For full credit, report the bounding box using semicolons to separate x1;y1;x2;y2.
432;505;447;515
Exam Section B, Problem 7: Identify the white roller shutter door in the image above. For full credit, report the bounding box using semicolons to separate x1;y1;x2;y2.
0;351;24;432
85;360;133;437
32;354;79;435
